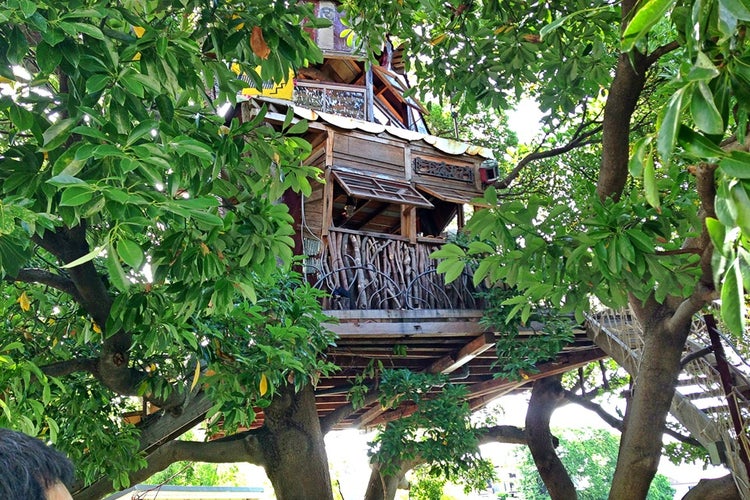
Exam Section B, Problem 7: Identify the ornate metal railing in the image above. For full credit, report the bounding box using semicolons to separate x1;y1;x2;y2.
309;228;484;310
293;81;366;120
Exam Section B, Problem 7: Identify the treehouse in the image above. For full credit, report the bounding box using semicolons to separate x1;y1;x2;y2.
238;0;605;429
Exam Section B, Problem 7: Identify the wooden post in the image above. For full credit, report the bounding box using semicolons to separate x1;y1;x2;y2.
321;132;334;237
403;205;416;243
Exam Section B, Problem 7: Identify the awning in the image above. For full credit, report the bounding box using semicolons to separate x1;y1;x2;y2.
331;166;434;208
416;184;491;207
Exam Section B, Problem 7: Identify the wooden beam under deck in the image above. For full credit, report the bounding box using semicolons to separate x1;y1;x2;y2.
427;332;496;374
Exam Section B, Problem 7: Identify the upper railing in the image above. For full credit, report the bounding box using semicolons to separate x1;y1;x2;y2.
309;228;484;310
294;80;366;120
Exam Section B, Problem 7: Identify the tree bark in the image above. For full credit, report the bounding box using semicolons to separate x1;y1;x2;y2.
363;461;407;500
261;383;334;500
597;40;648;200
608;313;691;499
72;384;333;500
525;375;577;500
681;474;741;500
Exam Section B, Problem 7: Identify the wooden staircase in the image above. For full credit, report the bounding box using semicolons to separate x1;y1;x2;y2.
586;310;750;497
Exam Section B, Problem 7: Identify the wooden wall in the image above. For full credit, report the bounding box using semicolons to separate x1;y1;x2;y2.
301;126;489;242
331;132;405;178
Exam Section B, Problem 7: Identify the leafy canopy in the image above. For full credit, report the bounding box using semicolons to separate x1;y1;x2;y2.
0;0;335;488
341;0;750;333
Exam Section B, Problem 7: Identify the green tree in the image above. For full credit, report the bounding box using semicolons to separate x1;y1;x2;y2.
363;370;496;500
147;462;241;488
517;429;676;500
0;1;338;498
339;0;750;496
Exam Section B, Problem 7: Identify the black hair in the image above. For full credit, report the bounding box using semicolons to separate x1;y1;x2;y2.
0;428;75;500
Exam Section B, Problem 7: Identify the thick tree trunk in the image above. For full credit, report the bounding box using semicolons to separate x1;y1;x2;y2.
525;375;577;499
609;313;691;499
73;384;333;500
261;383;334;500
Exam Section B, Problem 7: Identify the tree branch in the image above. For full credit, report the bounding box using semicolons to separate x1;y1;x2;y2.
40;358;98;378
5;268;81;301
495;122;602;189
32;226;186;410
72;432;266;500
646;40;681;66
477;425;527;446
320;389;379;434
563;390;703;448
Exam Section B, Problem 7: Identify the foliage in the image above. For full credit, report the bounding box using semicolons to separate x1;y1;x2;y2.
423;102;518;158
0;0;334;489
368;369;496;492
476;286;575;380
516;428;676;499
146;462;241;487
408;466;452;500
341;0;750;333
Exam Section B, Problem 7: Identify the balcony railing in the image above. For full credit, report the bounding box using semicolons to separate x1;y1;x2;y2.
293;81;366;120
309;228;484;311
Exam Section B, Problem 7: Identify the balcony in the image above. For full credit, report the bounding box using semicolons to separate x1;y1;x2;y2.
309;228;484;311
294;80;367;120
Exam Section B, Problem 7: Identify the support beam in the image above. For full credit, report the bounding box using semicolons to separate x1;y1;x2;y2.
428;332;495;374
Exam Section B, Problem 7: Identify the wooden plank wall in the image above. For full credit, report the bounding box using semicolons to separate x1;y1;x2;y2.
331;132;404;178
301;143;328;237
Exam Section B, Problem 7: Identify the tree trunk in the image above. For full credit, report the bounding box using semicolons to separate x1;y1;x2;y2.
363;462;406;500
609;313;691;499
261;383;334;500
681;474;741;500
525;375;577;499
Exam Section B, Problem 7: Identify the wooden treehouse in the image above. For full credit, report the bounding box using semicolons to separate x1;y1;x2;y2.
239;1;605;430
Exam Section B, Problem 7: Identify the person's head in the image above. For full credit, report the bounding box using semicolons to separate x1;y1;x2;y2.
0;428;75;500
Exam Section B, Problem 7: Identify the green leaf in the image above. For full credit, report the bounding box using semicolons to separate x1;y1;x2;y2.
430;244;466;259
116;239;144;269
720;258;745;335
60;244;106;269
656;87;685;163
171;137;214;161
616;233;636;263
59;22;105;40
232;281;257;303
9;104;34;131
41;117;77;152
719;0;750;21
705;217;728;255
643;155;660;209
86;74;111;93
685;52;720;81
730;182;750;235
719;151;750;179
677;126;726;159
60;186;94;206
629;136;652;177
105;242;130;292
622;0;677;51
287;120;308;135
691;81;724;135
715;181;738;227
436;259;465;284
46;174;86;187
